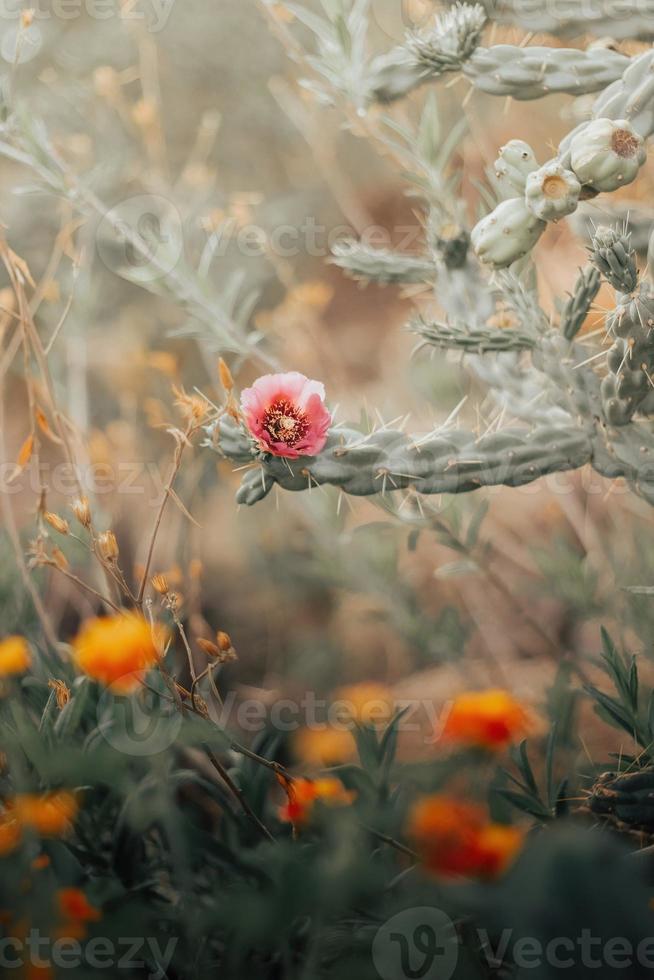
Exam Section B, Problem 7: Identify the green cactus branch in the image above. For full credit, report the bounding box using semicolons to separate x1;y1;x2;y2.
209;418;593;506
412;317;536;353
236;1;654;514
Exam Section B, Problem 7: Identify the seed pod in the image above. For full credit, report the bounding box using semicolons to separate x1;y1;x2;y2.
71;497;92;528
471;198;546;268
569;117;646;193
97;530;119;563
43;512;69;535
525;161;581;221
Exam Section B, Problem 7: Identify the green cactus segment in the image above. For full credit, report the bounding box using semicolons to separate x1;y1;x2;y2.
463;45;628;99
590;226;639;294
470;0;654;40
412;317;536;353
586;769;654;828
210;418;593;505
331;240;436;285
601;284;654;425
592;49;654;138
561;267;602;341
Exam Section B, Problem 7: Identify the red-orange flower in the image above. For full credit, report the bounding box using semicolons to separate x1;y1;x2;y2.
279;777;355;827
12;791;78;836
72;612;165;692
57;888;101;923
0;636;31;677
408;794;524;879
293;727;356;767
441;689;529;751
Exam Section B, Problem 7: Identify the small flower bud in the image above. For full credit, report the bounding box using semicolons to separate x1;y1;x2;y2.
51;547;69;571
44;512;69;535
71;497;92;528
218;357;234;393
97;531;119;562
48;678;71;709
151;574;170;596
216;630;233;653
197;637;221;658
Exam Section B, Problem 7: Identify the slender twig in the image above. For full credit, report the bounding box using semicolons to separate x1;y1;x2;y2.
43;561;123;614
136;422;194;605
205;747;275;842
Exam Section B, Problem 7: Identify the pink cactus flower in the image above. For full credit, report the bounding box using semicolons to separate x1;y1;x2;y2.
240;372;331;459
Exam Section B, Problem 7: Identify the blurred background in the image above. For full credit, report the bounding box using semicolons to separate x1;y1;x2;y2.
2;0;654;763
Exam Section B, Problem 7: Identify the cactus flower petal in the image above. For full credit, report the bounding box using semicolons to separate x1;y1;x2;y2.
241;371;331;458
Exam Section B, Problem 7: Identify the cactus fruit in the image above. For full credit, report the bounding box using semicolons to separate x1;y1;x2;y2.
590;226;639;294
569;118;646;193
494;140;538;198
471;198;546;269
525;162;581;221
592;49;654;138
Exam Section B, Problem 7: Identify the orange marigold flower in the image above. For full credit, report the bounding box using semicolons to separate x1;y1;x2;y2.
408;794;524;879
13;791;78;836
0;636;32;677
334;682;395;727
293;727;356;767
72;613;165;693
57;888;101;923
0;814;21;856
279;777;355;827
441;689;529;751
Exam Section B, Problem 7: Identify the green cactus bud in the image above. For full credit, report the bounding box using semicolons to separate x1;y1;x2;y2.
471;198;546;269
570;118;646;193
494;140;538;197
406;2;487;74
590;225;639;293
525;161;581;222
